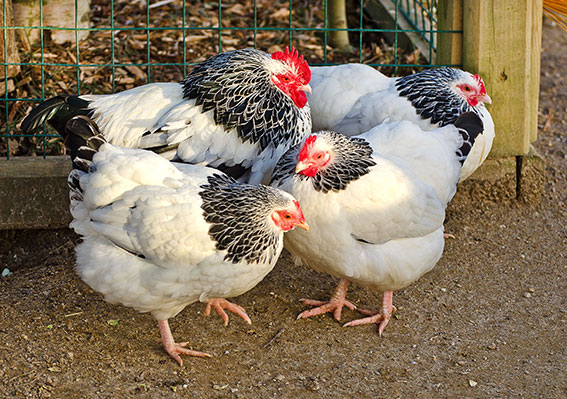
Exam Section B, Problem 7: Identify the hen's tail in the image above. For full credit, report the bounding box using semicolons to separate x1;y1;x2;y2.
453;112;484;165
20;95;92;136
64;115;106;169
66;116;107;202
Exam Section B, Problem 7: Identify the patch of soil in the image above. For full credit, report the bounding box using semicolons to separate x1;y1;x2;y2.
1;21;566;399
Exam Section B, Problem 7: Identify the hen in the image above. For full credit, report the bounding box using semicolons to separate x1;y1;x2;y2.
271;112;483;335
308;65;494;180
65;116;308;365
21;47;312;184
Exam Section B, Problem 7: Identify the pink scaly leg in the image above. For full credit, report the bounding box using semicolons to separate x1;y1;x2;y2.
204;298;252;326
158;319;211;366
343;290;396;336
443;233;455;239
297;279;357;321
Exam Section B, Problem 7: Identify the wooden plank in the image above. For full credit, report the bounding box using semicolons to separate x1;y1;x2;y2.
365;0;433;64
529;0;543;144
12;0;91;45
436;0;463;66
462;0;542;157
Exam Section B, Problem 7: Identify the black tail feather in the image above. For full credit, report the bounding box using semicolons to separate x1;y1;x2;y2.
64;116;107;171
454;112;484;164
20;95;92;136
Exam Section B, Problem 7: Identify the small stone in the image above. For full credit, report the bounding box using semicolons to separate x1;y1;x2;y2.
528;287;535;293
487;343;497;350
468;380;477;387
274;374;285;381
523;292;532;298
306;378;320;391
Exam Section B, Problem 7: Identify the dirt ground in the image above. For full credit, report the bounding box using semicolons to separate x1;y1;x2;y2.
1;22;566;399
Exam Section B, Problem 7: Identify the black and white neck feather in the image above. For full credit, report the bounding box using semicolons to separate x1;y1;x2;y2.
395;67;478;126
199;173;291;264
272;131;376;193
181;48;311;151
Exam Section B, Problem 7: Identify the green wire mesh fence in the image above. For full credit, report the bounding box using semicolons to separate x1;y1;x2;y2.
1;0;458;159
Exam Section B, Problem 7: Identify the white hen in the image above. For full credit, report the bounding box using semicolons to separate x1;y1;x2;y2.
270;112;483;335
308;65;494;180
22;47;313;184
66;116;308;365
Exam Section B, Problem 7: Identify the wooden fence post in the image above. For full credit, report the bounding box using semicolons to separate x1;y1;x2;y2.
462;0;543;157
436;0;463;66
0;0;20;96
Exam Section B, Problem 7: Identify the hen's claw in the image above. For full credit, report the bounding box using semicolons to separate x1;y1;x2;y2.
158;319;211;366
297;279;355;321
205;298;252;326
343;290;396;336
160;340;212;366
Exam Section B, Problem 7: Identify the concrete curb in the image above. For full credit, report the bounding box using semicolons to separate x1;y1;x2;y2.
0;150;545;230
0;156;72;230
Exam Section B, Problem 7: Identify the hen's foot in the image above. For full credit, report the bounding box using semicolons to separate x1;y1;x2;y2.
205;298;252;326
297;279;355;321
443;233;455;239
158;320;211;366
344;290;396;336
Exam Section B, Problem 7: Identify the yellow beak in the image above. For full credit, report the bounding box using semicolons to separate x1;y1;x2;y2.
301;84;312;94
295;160;309;174
294;221;310;232
481;93;492;104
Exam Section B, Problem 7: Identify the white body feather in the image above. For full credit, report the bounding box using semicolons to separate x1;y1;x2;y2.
275;150;446;292
358;120;463;205
70;144;281;320
308;64;495;180
81;83;303;185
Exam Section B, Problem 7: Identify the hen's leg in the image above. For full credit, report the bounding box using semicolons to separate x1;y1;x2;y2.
204;298;252;326
297;279;356;321
158;319;211;366
343;290;396;336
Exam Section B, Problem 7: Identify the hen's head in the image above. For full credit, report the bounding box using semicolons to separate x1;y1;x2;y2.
295;134;333;177
453;71;492;107
270;46;312;108
270;195;309;232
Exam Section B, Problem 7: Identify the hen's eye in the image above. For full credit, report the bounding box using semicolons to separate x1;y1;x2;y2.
463;86;471;92
284;214;291;219
316;154;322;159
282;76;290;81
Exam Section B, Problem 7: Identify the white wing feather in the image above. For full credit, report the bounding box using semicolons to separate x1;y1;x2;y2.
358;120;462;205
308;64;391;131
336;157;445;244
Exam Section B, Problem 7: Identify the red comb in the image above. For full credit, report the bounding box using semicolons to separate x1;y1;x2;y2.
473;73;487;95
292;200;306;221
299;135;317;161
271;46;311;84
